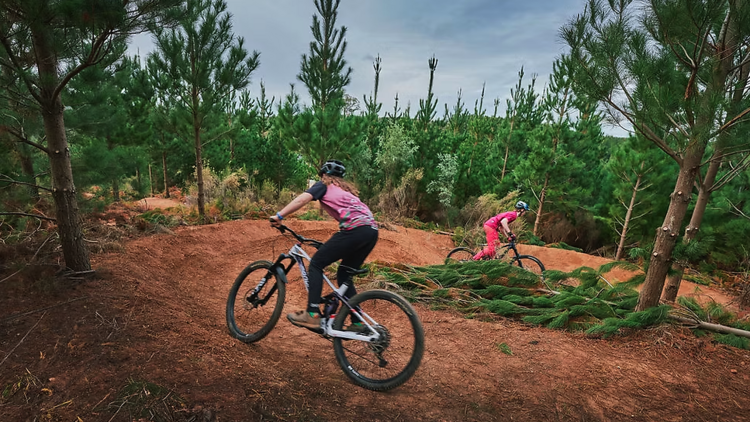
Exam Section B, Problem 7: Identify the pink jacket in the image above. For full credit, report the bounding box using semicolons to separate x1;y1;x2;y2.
484;211;519;230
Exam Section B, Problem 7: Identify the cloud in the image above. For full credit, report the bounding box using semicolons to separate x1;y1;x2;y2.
126;0;629;136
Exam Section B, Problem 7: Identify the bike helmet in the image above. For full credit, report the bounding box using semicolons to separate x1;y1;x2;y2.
515;201;529;211
319;160;346;178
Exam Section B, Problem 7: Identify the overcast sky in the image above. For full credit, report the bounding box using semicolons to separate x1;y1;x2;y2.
127;0;628;136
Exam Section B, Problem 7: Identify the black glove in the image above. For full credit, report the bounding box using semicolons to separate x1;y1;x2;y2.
508;233;516;242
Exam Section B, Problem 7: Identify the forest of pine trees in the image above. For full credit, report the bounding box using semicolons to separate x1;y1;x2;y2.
2;0;750;309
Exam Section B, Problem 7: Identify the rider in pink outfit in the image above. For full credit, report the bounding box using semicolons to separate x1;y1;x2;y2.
472;201;530;260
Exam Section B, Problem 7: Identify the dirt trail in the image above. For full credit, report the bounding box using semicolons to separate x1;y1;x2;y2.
1;218;749;422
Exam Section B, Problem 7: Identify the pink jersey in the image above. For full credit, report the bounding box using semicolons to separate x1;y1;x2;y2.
484;211;519;230
306;181;377;230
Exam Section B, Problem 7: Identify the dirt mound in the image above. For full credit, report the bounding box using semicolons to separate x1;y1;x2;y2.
1;219;749;422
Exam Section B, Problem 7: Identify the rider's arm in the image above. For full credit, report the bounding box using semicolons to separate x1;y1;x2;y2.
500;218;513;240
271;192;314;223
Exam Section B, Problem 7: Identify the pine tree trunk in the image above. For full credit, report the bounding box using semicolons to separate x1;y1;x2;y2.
501;118;514;182
615;172;642;261
162;151;170;198
533;174;549;237
136;167;141;194
662;157;720;301
148;164;154;197
17;143;39;199
635;149;703;311
194;116;205;221
661;4;739;303
32;24;90;272
501;144;510;182
112;178;120;202
108;137;120;202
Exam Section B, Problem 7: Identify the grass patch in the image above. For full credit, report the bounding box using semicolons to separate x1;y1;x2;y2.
104;379;188;422
1;369;40;402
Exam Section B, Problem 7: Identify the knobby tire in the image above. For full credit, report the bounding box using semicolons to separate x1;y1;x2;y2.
446;247;475;262
332;289;425;391
226;260;286;343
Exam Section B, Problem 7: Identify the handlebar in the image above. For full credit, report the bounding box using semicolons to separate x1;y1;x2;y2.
271;221;324;249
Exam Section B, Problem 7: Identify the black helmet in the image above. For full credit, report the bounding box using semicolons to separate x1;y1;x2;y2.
319;160;346;178
515;201;529;211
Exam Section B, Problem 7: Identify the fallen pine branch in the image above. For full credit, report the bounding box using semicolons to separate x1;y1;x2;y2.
670;315;750;339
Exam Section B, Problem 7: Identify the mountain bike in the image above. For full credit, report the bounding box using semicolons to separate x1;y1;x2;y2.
226;223;425;391
446;239;546;280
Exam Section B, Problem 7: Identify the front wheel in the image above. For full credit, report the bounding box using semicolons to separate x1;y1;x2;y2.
226;260;286;343
446;247;476;262
332;290;425;391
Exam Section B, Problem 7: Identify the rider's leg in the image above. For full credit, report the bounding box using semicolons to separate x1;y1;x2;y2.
336;226;379;298
288;237;343;329
473;225;498;260
306;242;343;314
336;227;379;325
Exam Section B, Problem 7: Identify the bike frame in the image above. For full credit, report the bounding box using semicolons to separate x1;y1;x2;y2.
271;236;381;343
474;240;520;261
493;242;520;260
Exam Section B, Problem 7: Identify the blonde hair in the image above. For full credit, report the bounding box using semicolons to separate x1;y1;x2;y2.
321;174;359;196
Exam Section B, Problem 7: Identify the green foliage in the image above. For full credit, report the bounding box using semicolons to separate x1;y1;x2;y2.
673;236;714;264
297;209;327;221
426;153;458;209
713;334;750;350
138;210;181;227
549;242;583;253
525;234;546;246
374;121;418;184
585;306;671;338
376;168;423;220
363;260;750;349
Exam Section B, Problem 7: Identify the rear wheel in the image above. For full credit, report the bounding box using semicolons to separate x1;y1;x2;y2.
226;260;286;343
332;290;424;391
446;247;475;262
511;255;547;285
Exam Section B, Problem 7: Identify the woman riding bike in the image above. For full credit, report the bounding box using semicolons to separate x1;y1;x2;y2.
269;160;378;331
473;200;529;260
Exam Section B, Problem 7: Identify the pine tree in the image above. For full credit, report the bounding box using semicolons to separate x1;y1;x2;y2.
148;0;260;222
605;135;671;260
65;43;136;202
298;0;351;111
501;68;542;182
514;56;586;237
563;0;750;310
363;55;383;118
0;0;181;272
416;55;439;130
280;0;364;172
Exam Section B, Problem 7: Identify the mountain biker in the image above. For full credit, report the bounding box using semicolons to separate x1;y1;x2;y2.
270;160;379;331
472;201;529;260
